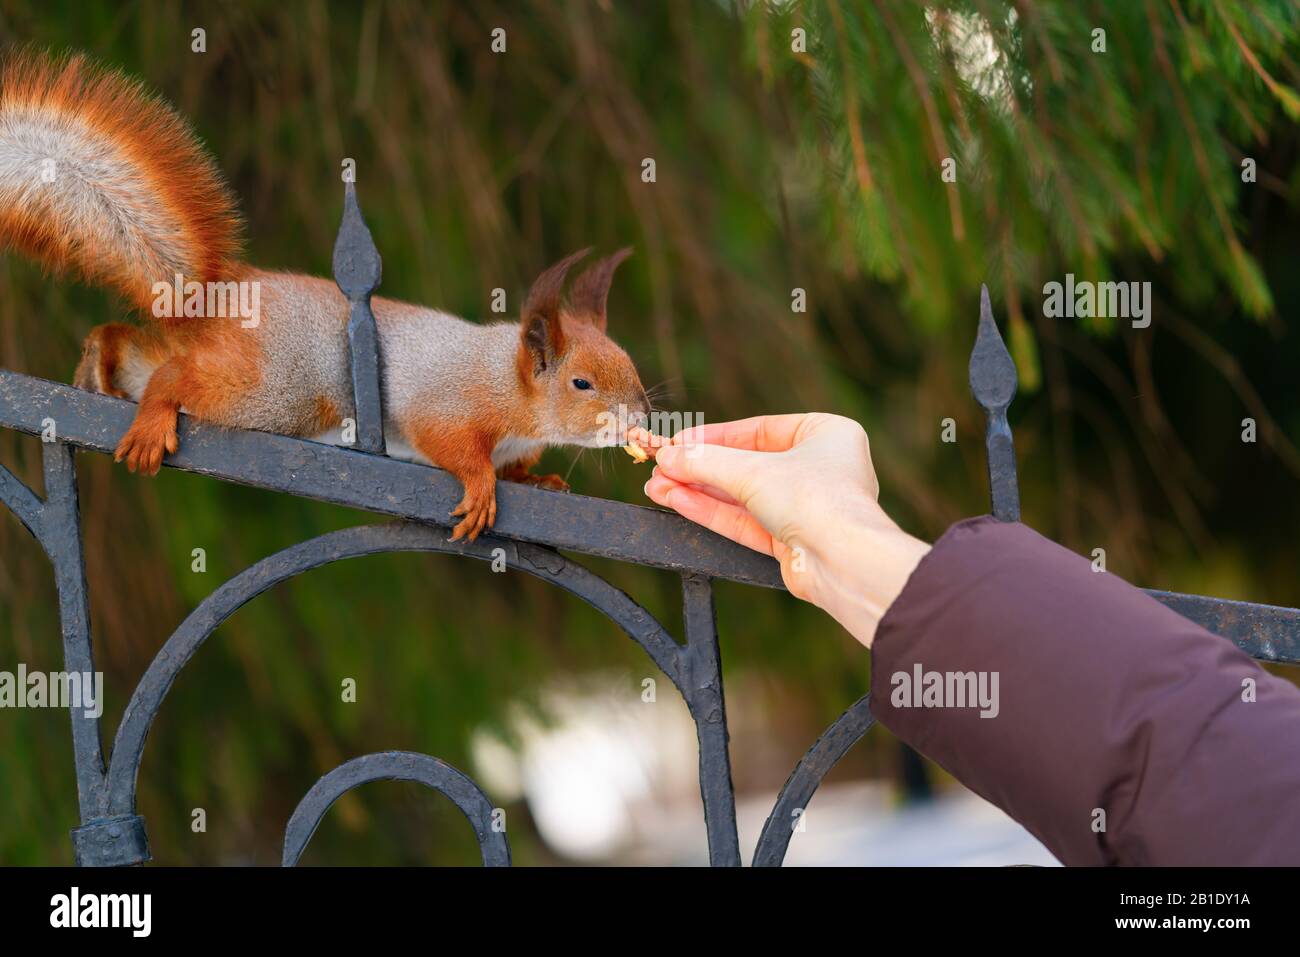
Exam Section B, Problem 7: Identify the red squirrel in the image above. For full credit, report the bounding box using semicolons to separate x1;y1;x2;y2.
0;51;651;540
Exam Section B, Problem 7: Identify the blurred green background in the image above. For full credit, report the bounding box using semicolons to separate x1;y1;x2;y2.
1;0;1299;864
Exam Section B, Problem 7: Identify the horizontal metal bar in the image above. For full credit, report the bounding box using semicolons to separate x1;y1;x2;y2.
0;370;784;588
1145;590;1300;664
3;371;1296;659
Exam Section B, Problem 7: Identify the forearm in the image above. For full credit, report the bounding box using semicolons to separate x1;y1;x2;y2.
811;503;931;648
867;516;1300;865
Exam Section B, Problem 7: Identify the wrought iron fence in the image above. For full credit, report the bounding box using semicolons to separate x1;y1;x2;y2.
1;184;1298;867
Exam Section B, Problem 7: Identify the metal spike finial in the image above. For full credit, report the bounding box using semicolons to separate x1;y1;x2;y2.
968;284;1021;522
969;284;1017;411
333;180;382;299
332;180;386;455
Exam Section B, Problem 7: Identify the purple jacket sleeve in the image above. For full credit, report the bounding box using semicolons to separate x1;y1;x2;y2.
870;516;1300;865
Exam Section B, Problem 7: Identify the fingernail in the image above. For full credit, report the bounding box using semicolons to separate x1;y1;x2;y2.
657;446;677;467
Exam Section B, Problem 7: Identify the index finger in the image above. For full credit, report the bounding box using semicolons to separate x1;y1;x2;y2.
668;414;813;453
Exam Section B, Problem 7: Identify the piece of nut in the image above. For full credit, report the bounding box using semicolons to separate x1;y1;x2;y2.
623;442;650;464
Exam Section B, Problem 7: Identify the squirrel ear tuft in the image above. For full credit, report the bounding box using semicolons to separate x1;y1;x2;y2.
520;248;589;373
568;247;632;332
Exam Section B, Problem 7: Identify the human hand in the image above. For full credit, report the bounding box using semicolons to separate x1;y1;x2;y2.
634;414;930;648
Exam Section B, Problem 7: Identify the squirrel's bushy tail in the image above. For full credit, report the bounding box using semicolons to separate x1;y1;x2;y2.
0;50;242;313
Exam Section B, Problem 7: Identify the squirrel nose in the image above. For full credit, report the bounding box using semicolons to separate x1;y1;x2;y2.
632;393;651;424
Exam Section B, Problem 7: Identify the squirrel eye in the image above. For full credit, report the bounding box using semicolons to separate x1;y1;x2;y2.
572;378;593;391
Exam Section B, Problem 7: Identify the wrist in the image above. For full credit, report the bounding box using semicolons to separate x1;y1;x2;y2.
814;509;931;649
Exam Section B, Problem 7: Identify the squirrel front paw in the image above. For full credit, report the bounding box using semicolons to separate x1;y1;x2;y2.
114;408;179;476
498;461;569;492
449;484;497;541
515;472;570;492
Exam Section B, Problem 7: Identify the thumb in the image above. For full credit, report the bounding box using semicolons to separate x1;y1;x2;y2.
655;443;761;501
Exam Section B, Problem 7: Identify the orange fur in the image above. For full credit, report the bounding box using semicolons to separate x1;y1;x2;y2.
408;418;500;541
312;395;342;433
113;357;183;475
4;52;650;542
497;448;568;491
168;322;262;419
74;323;134;398
0;51;242;311
110;312;263;472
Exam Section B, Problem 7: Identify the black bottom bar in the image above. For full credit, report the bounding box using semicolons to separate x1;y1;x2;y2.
1;865;1288;942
